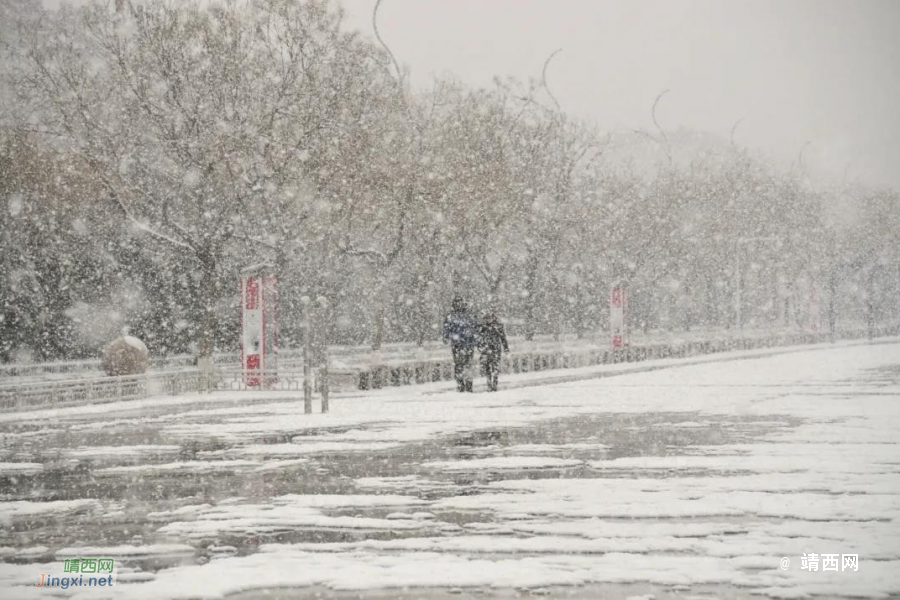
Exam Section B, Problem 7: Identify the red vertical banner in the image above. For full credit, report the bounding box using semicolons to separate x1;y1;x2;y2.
241;267;278;387
262;276;278;385
245;278;259;309
242;275;263;386
610;286;627;349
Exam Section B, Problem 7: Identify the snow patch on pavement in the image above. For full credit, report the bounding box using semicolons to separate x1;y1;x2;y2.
203;441;401;458
94;460;261;475
66;445;182;459
155;495;430;539
502;443;609;454
0;499;100;524
56;544;194;558
424;456;584;471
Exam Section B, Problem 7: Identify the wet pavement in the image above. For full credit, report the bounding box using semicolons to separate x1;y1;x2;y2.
1;406;796;572
2;343;899;599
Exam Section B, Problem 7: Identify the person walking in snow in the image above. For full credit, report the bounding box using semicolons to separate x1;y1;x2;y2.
442;296;479;392
478;312;509;392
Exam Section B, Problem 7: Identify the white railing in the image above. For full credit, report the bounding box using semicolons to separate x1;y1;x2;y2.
1;323;897;413
0;348;313;380
0;369;308;413
352;325;900;390
0;323;883;380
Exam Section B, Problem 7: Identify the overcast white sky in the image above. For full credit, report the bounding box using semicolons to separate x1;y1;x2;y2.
339;0;900;189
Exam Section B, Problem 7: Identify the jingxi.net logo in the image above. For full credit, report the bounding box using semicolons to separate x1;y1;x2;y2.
35;558;117;589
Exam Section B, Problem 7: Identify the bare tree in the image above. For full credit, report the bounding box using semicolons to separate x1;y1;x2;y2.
18;0;390;367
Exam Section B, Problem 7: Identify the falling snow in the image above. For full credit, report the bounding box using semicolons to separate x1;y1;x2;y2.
1;0;899;598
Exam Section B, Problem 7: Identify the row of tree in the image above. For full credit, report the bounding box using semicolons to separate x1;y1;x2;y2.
1;0;898;363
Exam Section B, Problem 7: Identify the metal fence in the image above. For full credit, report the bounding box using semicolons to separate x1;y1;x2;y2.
354;325;900;390
0;325;840;380
0;369;306;413
1;324;897;414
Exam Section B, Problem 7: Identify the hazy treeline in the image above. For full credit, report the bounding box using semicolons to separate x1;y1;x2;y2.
1;0;898;363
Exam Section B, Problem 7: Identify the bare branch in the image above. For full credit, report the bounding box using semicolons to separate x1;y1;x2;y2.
541;48;563;114
339;189;408;267
373;0;402;84
729;117;744;149
100;178;194;250
651;88;671;165
340;243;388;265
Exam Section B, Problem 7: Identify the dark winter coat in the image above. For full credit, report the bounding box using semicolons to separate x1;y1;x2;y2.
442;309;479;349
478;321;509;360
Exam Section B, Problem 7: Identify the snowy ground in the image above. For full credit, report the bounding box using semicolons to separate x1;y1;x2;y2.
1;340;899;599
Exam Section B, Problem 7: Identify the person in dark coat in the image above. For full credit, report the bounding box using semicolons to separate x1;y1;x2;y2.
478;312;509;392
442;296;479;392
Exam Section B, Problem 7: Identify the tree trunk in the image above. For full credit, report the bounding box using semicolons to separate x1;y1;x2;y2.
866;268;876;340
372;302;386;352
547;272;561;342
770;266;779;327
683;284;693;332
197;252;217;359
706;274;719;328
371;277;389;354
828;267;837;342
574;280;586;340
414;247;440;347
414;277;433;349
196;248;218;390
523;252;540;342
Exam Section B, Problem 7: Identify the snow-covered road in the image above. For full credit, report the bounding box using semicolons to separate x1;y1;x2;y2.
1;341;899;599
